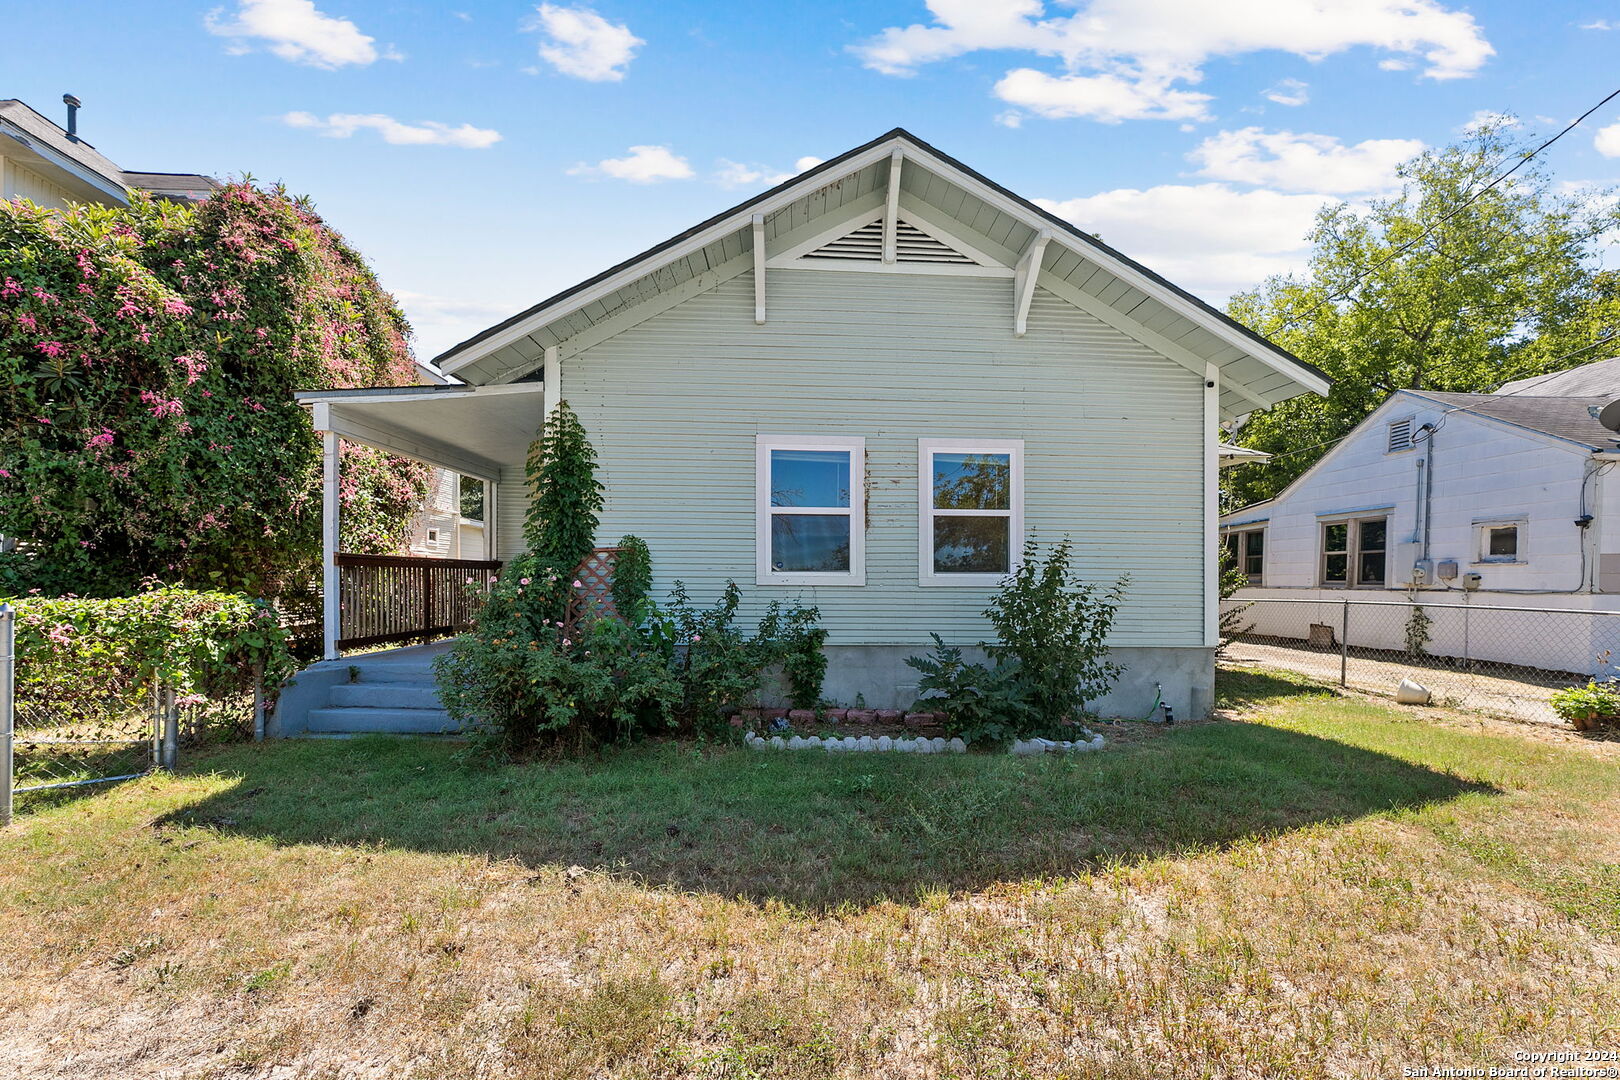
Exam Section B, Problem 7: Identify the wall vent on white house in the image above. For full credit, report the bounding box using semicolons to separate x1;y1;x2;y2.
804;218;976;265
1387;418;1414;453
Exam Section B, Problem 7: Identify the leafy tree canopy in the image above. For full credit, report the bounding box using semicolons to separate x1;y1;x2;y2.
0;183;431;598
1225;120;1620;509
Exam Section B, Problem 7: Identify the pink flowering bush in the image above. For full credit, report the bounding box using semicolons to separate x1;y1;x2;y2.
0;185;429;598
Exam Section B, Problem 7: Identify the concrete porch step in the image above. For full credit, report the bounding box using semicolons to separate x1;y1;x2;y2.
352;665;440;684
307;706;460;735
328;682;442;710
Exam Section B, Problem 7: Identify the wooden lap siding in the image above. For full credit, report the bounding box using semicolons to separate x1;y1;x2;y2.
506;268;1205;649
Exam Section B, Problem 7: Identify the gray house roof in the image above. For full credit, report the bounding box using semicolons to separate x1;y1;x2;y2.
1;99;217;205
1496;356;1620;398
1408;390;1620;451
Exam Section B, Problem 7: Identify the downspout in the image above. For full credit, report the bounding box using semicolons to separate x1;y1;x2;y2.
1417;422;1436;565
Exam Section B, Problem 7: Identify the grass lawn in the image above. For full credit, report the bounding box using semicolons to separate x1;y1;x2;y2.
3;667;1619;1078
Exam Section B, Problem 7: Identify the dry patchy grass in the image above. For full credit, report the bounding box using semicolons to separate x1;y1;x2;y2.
2;666;1618;1078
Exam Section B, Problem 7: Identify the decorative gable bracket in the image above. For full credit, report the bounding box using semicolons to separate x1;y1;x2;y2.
765;206;1013;279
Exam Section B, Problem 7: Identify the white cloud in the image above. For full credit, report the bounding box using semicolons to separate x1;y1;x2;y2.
281;112;502;149
1460;109;1518;134
714;160;792;189
1378;58;1411;71
1189;127;1422;195
1582;19;1616;30
712;156;824;189
206;0;392;68
994;69;1212;123
853;0;1492;123
1596;123;1620;158
527;4;642;81
1036;183;1335;300
396;291;523;360
1264;77;1309;106
568;145;693;183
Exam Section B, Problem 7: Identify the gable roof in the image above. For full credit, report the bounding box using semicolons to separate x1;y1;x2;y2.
1220;387;1620;526
433;127;1329;417
0;100;218;206
1496;356;1620;398
1407;390;1620;451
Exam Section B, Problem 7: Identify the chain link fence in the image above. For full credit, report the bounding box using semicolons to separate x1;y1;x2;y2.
2;604;264;823
1220;596;1620;725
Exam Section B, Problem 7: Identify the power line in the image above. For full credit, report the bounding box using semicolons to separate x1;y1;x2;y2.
1271;86;1620;336
1248;331;1620;469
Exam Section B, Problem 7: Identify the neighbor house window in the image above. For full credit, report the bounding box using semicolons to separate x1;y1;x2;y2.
756;435;865;585
1224;527;1265;583
1320;515;1388;587
918;438;1024;586
426;528;441;545
1476;519;1525;563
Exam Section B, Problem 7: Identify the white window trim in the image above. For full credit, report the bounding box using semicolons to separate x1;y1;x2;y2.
1474;517;1527;565
1319;512;1390;589
918;438;1025;587
756;434;866;586
1224;526;1265;584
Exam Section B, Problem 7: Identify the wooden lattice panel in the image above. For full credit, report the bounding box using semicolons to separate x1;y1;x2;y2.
565;547;621;631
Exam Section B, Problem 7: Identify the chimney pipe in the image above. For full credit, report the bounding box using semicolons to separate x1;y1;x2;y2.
62;93;81;142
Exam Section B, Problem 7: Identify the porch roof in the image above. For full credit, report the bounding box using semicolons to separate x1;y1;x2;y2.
295;383;545;480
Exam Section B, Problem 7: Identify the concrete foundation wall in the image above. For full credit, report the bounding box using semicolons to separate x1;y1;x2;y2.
804;643;1213;720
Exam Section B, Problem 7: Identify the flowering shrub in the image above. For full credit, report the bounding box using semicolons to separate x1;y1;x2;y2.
435;409;827;756
1550;682;1620;731
12;587;295;714
0;185;429;598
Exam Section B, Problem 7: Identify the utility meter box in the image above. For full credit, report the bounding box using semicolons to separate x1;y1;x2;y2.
1410;559;1432;585
1462;571;1483;590
1436;559;1459;581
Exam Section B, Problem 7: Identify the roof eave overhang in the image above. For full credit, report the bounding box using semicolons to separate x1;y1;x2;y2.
0;119;130;205
434;128;1330;404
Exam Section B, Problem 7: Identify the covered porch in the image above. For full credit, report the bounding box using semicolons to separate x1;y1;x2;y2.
297;382;549;660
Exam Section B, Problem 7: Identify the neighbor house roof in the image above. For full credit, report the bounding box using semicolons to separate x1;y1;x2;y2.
1496;356;1620;398
1;99;217;205
1406;390;1620;452
432;127;1329;418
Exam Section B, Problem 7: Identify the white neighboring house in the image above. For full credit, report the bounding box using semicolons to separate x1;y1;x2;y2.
407;468;486;560
1221;361;1620;675
1;96;217;208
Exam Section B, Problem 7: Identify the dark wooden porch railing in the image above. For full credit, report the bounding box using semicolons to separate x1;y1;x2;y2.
335;553;501;649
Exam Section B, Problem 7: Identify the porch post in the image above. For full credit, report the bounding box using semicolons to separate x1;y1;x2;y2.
543;345;561;420
1204;364;1220;649
321;427;341;660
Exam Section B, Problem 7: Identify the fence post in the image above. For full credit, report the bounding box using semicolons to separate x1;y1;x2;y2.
1;604;14;828
162;686;178;771
252;661;266;742
1340;598;1350;687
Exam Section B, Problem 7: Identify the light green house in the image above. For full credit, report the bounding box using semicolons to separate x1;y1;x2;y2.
286;129;1327;734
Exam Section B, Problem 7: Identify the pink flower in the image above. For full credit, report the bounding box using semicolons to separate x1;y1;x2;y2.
465;576;475;584
519;577;531;585
45;623;74;646
572;579;583;588
691;634;702;643
86;427;115;451
37;341;65;358
16;313;36;331
161;297;192;317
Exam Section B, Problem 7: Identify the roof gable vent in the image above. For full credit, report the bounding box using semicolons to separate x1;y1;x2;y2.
804;218;976;265
1387;417;1413;453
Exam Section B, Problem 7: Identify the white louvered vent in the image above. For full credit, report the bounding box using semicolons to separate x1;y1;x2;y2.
1387;418;1413;453
804;219;976;265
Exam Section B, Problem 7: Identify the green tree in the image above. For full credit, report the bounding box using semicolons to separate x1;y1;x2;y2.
1225;120;1619;509
523;401;604;573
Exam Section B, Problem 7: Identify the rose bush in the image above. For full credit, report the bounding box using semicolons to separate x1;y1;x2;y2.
0;184;429;598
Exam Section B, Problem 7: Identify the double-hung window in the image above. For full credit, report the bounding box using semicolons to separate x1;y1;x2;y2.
1224;527;1264;583
756;435;865;585
918;438;1024;586
1320;515;1387;587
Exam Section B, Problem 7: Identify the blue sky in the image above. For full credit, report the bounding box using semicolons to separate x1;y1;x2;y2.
8;1;1620;362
